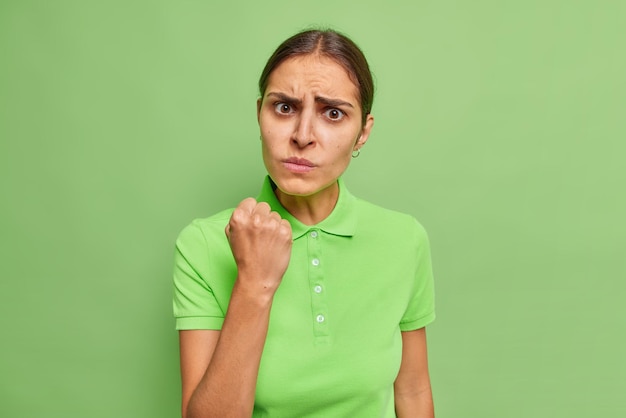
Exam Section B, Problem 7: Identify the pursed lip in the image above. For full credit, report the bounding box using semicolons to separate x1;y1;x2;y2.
283;157;315;167
282;157;316;173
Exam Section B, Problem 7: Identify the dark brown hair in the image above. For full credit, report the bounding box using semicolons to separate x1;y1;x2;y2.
258;29;374;125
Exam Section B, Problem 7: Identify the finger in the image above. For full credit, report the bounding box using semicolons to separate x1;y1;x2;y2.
224;223;231;239
279;218;292;234
236;197;257;214
252;201;271;217
231;198;257;224
269;211;282;222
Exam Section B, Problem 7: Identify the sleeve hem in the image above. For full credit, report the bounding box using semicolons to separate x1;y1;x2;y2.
399;311;435;331
175;316;224;330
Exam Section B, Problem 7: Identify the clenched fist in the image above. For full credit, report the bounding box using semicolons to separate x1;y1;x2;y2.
225;198;293;295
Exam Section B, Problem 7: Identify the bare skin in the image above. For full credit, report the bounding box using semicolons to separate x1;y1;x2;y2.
257;54;373;224
179;54;433;418
395;328;435;418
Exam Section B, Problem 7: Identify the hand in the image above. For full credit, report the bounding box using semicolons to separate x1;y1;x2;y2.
225;198;293;295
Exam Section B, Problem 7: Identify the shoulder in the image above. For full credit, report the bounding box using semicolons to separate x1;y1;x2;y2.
354;197;428;240
176;208;234;247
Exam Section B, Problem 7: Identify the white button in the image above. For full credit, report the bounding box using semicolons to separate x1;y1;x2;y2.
314;285;322;293
311;258;320;266
310;231;318;238
316;314;325;323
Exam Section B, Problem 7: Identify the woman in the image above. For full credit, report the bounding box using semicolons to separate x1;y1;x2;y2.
173;29;435;418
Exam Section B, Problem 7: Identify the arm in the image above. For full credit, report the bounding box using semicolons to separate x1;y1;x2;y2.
180;284;273;418
179;330;220;418
179;199;292;418
394;327;434;418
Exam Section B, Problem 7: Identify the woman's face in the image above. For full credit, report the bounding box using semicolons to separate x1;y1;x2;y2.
258;54;374;198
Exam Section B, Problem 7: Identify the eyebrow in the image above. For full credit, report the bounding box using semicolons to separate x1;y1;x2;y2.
316;96;354;109
266;92;354;108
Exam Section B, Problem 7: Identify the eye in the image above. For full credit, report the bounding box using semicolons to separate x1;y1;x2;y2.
274;102;294;115
324;108;345;121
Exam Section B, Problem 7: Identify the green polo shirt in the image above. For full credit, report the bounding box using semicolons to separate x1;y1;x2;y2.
173;176;435;417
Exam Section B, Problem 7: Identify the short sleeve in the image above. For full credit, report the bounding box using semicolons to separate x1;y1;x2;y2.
173;221;226;330
399;219;436;331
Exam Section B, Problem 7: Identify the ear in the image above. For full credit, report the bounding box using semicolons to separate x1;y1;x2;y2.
354;114;374;150
256;98;262;124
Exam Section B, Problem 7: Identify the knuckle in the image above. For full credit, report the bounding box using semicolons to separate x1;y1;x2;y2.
238;197;256;212
254;202;271;217
252;213;263;226
230;210;244;225
279;222;292;238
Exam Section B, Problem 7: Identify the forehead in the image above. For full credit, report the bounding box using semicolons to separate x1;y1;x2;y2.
265;54;359;102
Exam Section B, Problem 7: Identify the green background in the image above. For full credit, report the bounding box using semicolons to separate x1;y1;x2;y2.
1;1;624;417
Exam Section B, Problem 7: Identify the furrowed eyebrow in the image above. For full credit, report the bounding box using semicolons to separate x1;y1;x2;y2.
265;92;354;109
266;92;302;106
315;96;354;109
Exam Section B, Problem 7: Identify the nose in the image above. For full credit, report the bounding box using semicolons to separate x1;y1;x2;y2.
292;108;315;148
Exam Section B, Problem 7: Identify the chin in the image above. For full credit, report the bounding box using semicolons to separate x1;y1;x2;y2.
272;177;318;197
270;173;335;198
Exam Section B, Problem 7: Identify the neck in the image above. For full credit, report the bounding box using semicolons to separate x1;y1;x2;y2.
274;181;339;226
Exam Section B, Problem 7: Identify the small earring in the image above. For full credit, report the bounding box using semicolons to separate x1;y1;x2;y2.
352;149;361;158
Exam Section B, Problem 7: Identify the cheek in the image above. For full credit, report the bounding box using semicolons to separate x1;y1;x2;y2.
259;118;271;137
258;110;275;137
328;142;354;168
261;139;276;160
261;141;277;173
260;118;291;142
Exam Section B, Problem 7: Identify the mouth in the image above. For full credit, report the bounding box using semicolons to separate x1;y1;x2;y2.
282;157;316;173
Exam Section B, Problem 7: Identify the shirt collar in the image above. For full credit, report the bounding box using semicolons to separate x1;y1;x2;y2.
256;176;357;240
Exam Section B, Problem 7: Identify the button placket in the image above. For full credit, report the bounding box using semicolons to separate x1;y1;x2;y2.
307;228;329;337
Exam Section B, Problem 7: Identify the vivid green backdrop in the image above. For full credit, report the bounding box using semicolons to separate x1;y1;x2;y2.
1;1;624;417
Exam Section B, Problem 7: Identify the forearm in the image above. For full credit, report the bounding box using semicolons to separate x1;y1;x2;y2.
186;281;273;418
395;386;434;418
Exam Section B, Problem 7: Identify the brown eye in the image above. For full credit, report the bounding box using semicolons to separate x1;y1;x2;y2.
324;108;344;121
274;103;293;114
